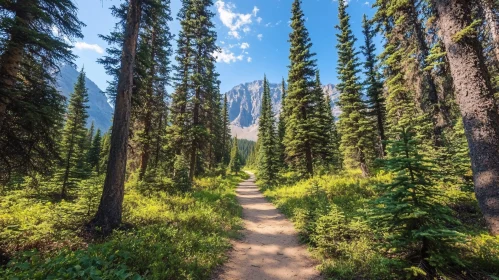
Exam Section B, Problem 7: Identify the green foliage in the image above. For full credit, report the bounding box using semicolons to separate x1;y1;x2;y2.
58;68;90;198
173;155;191;192
87;129;102;174
371;128;464;273
1;173;246;279
237;139;255;166
0;0;84;181
257;76;279;187
335;1;375;176
228;137;241;174
284;0;322;176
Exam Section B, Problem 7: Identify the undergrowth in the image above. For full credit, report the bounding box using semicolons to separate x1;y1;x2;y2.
263;170;499;279
0;172;248;279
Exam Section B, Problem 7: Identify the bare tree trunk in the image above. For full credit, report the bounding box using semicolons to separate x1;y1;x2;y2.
0;0;30;130
434;0;499;235
482;0;499;63
90;0;142;234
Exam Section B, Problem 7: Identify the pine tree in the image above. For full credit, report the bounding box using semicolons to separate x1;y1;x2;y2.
0;0;83;181
173;154;191;192
87;129;102;174
169;0;219;180
374;0;451;145
258;76;279;187
222;94;231;166
312;71;337;170
59;69;90;198
432;0;499;235
99;132;111;176
91;0;143;233
361;15;386;156
335;1;374;177
277;78;287;169
284;0;319;176
371;127;463;273
228;137;241;174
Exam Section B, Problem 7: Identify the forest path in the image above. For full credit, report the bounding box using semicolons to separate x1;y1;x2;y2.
214;172;322;280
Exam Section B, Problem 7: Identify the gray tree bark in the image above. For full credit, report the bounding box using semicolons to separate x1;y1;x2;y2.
434;0;499;235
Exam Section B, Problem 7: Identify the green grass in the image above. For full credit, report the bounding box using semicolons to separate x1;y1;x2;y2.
262;170;499;279
0;172;248;279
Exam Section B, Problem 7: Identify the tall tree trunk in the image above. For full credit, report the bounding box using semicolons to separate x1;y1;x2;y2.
0;0;30;130
90;0;142;234
482;0;499;63
434;0;499;235
139;29;156;181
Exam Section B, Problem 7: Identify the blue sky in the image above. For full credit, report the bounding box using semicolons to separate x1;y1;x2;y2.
73;0;376;94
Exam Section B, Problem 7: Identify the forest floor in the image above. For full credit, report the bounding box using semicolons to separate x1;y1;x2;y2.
214;172;322;280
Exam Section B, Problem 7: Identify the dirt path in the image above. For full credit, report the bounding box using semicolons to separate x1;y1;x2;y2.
215;173;322;280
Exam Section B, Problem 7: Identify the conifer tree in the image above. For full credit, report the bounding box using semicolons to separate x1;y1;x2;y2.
432;0;499;235
222;94;231;166
284;0;319;176
92;0;143;233
312;71;337;170
99;132;111;176
169;0;219;180
228;137;241;174
87;129;102;174
258;76;278;187
277;78;287;169
335;1;374;176
0;0;83;181
371;127;463;273
59;69;90;198
361;15;386;156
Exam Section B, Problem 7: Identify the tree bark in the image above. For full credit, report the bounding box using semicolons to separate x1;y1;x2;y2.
90;0;142;234
0;0;30;130
434;0;499;235
481;0;499;64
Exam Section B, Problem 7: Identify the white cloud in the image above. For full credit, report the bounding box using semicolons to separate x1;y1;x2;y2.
247;57;252;63
257;34;263;41
257;17;262;24
214;48;244;64
275;20;282;26
243;26;250;33
252;6;259;16
74;42;104;54
215;1;253;39
240;42;250;49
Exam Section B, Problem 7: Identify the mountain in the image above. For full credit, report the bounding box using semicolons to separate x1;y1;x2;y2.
226;80;340;141
56;65;113;132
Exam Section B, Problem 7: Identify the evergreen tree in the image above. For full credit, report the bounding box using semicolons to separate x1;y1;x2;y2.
258;76;279;187
312;71;337;170
361;15;386;156
0;0;83;181
371;127;463;273
222;94;231;166
284;0;319;176
277;78;287;169
335;1;374;177
87;129;102;174
91;0;143;233
99;132;111;176
59;69;90;198
228;137;241;174
169;0;220;180
173;154;191;192
432;0;499;234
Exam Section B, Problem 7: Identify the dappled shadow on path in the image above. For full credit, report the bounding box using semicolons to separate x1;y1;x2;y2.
214;173;322;280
